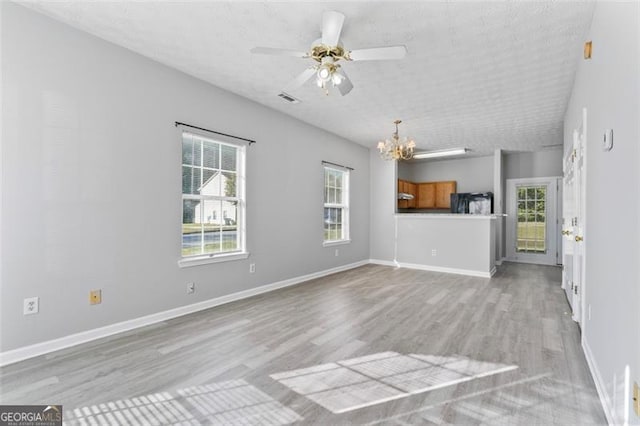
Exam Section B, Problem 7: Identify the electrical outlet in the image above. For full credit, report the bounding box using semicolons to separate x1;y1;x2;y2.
432;249;437;257
89;289;102;305
334;249;339;257
249;263;256;274
23;297;39;315
187;283;195;294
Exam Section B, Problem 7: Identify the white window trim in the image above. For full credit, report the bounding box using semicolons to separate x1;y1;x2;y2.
178;252;249;268
179;127;249;266
323;239;351;247
323;165;350;245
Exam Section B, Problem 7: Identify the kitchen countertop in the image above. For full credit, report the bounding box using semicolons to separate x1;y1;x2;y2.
395;213;498;219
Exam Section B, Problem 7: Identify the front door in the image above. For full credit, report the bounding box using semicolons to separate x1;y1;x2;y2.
562;108;587;324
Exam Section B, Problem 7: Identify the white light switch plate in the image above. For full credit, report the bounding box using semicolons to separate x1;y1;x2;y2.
602;129;613;151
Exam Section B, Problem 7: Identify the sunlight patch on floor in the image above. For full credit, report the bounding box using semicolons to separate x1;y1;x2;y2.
270;351;518;413
64;379;301;425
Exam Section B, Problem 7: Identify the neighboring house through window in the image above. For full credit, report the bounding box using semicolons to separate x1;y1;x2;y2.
323;165;350;244
181;130;246;263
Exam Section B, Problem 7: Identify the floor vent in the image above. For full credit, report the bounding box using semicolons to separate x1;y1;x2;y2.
278;92;300;104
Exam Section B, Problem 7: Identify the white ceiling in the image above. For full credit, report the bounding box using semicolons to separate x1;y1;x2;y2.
19;1;595;155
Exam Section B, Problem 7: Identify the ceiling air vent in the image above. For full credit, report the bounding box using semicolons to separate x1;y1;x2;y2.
278;92;300;104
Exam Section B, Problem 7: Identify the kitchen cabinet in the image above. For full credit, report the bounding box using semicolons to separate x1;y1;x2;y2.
406;182;417;208
417;183;435;208
435;181;457;208
397;179;417;209
399;179;455;210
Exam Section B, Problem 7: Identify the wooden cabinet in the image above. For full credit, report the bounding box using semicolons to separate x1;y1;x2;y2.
406;182;417;208
417;183;435;208
397;179;417;209
399;179;456;210
435;181;457;209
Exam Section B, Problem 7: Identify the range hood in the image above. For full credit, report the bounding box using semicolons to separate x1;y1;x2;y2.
398;192;415;200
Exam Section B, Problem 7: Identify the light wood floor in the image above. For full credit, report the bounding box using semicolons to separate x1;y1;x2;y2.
1;263;605;425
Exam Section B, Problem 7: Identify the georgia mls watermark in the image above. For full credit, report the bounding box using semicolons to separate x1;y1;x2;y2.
0;405;62;426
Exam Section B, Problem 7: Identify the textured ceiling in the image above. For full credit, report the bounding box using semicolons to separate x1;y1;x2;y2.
18;1;595;155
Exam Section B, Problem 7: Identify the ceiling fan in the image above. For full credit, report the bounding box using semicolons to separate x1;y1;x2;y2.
250;11;407;96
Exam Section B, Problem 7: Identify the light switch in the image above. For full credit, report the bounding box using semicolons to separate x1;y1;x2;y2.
603;129;613;151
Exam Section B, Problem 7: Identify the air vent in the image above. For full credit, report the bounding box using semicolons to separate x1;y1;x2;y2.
278;92;300;104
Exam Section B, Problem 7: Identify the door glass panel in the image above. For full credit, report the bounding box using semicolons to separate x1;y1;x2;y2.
516;185;547;253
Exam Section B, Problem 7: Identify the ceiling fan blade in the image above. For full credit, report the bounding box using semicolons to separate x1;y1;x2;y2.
283;67;317;92
349;45;407;61
250;47;308;58
321;11;345;47
335;69;353;96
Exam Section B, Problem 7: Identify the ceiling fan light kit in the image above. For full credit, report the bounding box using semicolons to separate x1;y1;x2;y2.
250;10;407;97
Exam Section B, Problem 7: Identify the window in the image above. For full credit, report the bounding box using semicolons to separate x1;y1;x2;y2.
181;131;246;262
516;185;546;253
323;166;349;244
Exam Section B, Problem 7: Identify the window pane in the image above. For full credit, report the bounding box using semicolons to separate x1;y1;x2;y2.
182;166;193;194
335;188;342;204
202;200;222;254
222;201;238;251
335;173;342;189
222;172;237;197
328;171;336;187
328;187;336;204
516;185;547;253
203;141;220;169
192;138;202;167
324;207;343;241
182;166;201;195
182;199;202;257
182;134;194;165
221;145;237;171
201;169;220;196
526;187;536;199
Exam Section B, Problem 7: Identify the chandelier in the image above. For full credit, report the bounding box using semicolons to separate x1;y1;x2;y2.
377;120;416;161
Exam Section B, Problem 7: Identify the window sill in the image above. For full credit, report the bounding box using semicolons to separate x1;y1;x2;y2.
323;240;351;247
178;252;250;268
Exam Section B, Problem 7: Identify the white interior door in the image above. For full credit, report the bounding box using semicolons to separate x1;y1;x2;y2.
562;108;587;324
562;137;576;314
506;177;559;265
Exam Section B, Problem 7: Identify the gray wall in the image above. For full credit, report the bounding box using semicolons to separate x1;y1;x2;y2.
564;2;639;423
0;3;370;352
401;155;494;193
369;149;396;261
396;216;495;276
503;149;563;179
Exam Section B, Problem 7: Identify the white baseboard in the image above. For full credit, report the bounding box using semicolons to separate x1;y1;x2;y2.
0;260;369;367
369;259;494;278
583;338;615;425
369;258;398;267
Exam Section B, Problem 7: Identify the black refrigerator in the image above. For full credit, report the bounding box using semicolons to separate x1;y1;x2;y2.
450;192;493;214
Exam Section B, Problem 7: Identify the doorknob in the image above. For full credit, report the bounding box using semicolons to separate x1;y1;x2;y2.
575;235;584;242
